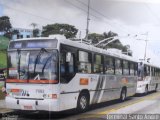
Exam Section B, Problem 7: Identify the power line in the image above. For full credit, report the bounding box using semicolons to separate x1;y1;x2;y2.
143;3;160;24
75;0;132;34
1;1;132;37
64;0;124;33
64;0;103;21
0;3;55;23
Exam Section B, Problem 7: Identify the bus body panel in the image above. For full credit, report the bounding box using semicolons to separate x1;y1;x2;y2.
59;73;137;111
136;75;160;94
5;83;61;111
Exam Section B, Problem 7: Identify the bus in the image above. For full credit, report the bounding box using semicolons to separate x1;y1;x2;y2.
136;62;160;94
5;35;138;112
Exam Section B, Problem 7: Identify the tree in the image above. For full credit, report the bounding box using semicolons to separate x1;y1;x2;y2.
103;31;118;38
102;31;124;49
12;29;19;36
0;16;12;38
88;33;104;44
11;29;20;39
33;28;40;37
42;23;78;39
30;23;38;29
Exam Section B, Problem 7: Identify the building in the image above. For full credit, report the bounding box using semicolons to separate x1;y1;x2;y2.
12;28;33;40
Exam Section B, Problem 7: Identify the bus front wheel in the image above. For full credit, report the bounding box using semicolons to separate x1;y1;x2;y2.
77;93;89;112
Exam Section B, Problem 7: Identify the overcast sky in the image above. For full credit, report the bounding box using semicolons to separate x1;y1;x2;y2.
0;0;160;65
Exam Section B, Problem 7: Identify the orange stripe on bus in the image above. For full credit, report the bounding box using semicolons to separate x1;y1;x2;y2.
6;79;27;83
6;79;58;84
29;80;58;84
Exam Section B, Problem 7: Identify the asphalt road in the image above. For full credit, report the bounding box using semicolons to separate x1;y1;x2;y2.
1;91;160;120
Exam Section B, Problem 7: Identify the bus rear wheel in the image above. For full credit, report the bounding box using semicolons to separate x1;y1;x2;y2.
120;88;127;102
155;84;158;92
144;86;148;95
77;93;89;112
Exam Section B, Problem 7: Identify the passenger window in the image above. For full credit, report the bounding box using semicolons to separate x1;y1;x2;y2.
60;52;76;83
60;45;76;83
93;54;103;74
151;67;155;76
130;62;134;76
134;63;138;76
115;59;122;75
60;53;66;74
123;60;129;75
104;56;114;75
78;51;91;73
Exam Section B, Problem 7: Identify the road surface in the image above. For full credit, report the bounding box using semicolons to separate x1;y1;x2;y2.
1;91;160;120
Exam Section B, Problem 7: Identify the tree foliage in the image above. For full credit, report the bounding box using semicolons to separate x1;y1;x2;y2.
0;16;12;38
30;23;38;29
88;33;104;44
88;31;132;56
42;23;78;39
33;28;40;37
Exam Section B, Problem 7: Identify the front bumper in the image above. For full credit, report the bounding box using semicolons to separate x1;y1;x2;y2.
5;96;60;112
136;86;145;94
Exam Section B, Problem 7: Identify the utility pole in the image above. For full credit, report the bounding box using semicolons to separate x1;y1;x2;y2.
136;32;149;61
86;0;90;40
144;32;148;60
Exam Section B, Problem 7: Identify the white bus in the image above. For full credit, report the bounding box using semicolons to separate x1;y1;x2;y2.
136;62;160;94
5;35;138;112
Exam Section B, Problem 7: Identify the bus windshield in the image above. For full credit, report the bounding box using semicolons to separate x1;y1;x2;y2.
8;49;58;83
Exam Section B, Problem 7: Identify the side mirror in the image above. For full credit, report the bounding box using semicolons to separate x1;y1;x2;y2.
66;52;72;62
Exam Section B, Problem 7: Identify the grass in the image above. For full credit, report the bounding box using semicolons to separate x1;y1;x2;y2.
0;36;8;99
0;36;9;50
0;36;8;69
0;52;7;68
0;82;5;99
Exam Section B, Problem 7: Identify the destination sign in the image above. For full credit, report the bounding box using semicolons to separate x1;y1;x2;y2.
9;39;57;49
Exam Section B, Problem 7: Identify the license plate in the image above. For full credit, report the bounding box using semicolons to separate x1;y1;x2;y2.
23;105;33;110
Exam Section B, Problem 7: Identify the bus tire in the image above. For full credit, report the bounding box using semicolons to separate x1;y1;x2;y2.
120;88;127;102
144;85;148;95
155;84;158;92
77;92;89;112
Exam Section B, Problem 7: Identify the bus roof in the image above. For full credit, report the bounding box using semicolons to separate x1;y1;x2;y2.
10;35;139;63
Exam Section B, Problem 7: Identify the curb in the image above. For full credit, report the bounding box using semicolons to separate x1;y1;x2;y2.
0;108;13;118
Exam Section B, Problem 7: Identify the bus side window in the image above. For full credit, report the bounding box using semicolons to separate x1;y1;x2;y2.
138;62;144;77
78;51;91;73
93;54;103;74
104;56;114;75
115;59;122;75
60;53;66;74
60;45;77;84
123;60;129;75
130;62;134;76
68;54;75;73
134;63;138;76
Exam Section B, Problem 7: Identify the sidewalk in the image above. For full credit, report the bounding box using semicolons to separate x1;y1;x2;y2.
0;100;6;108
0;100;13;118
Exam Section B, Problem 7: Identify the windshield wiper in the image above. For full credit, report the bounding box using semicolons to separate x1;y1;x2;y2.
33;48;48;75
41;54;53;74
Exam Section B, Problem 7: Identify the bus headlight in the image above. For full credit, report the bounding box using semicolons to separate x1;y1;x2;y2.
43;94;58;99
